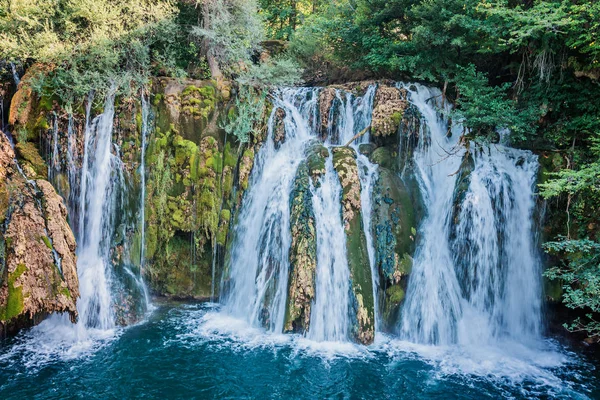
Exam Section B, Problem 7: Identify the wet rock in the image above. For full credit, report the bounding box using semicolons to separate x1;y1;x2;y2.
0;132;78;336
318;88;337;139
273;108;286;149
284;162;317;334
305;141;329;185
371;167;416;330
331;146;374;345
371;86;408;138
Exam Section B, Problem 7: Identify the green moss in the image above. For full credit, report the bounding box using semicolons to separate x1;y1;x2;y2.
0;263;27;321
386;285;405;304
153;93;163;106
391;111;403;125
15;142;48;178
40;236;53;250
370;147;394;169
220;209;231;222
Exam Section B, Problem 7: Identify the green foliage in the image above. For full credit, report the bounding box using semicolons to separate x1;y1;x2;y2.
221;86;267;144
544;238;600;339
0;0;207;105
450;65;538;141
237;56;303;87
192;0;264;75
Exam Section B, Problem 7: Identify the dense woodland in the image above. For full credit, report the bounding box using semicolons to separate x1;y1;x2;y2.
1;0;599;340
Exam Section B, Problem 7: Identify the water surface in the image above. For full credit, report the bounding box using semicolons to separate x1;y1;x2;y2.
1;303;597;399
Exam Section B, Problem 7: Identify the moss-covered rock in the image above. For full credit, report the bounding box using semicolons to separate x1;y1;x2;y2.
273;107;286;149
305;141;329;185
331;146;374;345
284;162;317;334
0;132;78;336
15;142;48;179
371;167;417;330
371;86;408;138
450;149;475;227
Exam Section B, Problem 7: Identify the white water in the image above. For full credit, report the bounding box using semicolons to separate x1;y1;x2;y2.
223;85;380;341
49;112;60;182
308;157;351;341
77;89;118;330
324;84;380;332
137;91;152;311
223;88;318;332
398;83;543;346
10;62;20;86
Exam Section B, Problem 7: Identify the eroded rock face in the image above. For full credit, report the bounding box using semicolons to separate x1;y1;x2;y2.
318;88;336;139
372;86;408;138
284;162;317;334
371;168;416;330
331;146;374;345
273;108;286;149
0;132;78;336
305;141;329;185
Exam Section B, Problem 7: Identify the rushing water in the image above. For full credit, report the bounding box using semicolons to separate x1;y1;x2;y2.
2;83;598;398
309;156;351;341
398;84;543;347
77;90;118;330
223;88;319;331
0;302;598;399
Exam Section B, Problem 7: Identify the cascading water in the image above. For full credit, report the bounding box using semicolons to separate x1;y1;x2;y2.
223;85;380;341
137;91;152;310
398;83;542;346
49;112;60;183
76;90;118;330
223;88;318;332
308;157;351;341
306;84;379;340
10;62;20;86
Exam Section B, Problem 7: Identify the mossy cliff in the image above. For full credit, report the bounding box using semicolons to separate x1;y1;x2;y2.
144;79;262;299
0;131;78;337
6;71;262;305
332;146;375;345
284;161;317;334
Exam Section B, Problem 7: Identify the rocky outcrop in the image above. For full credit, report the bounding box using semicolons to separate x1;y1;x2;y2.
318;88;336;139
273;108;286;149
371;86;408;138
305;141;328;185
0;132;78;336
284;162;317;334
332;146;374;345
371;168;416;330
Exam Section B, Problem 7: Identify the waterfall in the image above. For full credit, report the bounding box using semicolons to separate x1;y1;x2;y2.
308;157;351;341
49;112;60;182
327;86;376;146
324;84;380;332
77;89;118;330
139;91;149;271
138;91;152;310
66;113;79;223
398;83;542;345
10;62;20;86
223;88;318;332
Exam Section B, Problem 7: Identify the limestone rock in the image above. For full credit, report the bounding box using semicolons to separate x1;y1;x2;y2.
371;86;408;137
331;146;374;345
0;132;78;336
284;162;317;334
273;108;286;149
371;167;417;330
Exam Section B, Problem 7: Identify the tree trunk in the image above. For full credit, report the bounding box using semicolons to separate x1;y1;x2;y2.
201;0;223;80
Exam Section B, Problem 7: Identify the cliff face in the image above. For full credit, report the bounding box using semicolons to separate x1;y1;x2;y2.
0;131;78;337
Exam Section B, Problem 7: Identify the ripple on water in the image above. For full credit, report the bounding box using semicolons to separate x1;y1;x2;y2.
0;304;597;399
